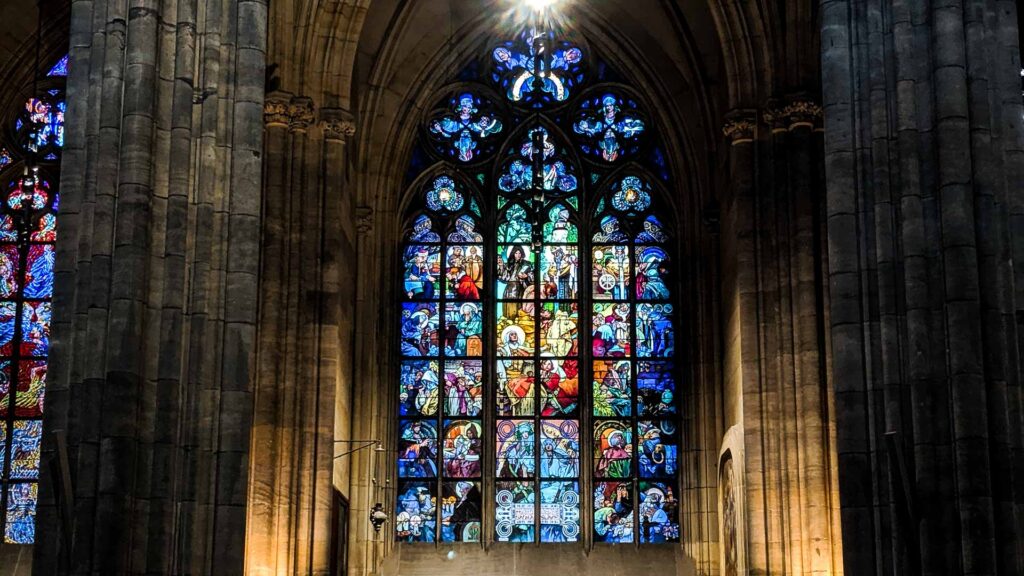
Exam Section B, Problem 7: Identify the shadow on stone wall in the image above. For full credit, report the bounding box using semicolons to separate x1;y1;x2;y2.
381;543;696;576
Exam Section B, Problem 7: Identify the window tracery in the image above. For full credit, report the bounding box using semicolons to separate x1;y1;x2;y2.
397;29;679;546
0;53;66;545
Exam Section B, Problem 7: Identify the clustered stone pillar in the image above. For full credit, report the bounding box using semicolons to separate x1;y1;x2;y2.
33;0;268;574
247;93;356;576
822;0;1024;574
719;101;843;576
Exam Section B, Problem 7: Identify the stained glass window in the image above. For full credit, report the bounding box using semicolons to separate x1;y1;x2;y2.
591;174;678;543
397;30;678;545
398;175;484;543
0;54;67;545
0;176;58;545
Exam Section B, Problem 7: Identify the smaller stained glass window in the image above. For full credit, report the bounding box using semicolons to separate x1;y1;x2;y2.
46;55;69;77
574;93;645;162
611;176;652;213
492;30;585;107
498;128;578;194
18;97;65;159
428;93;503;163
425;176;465;212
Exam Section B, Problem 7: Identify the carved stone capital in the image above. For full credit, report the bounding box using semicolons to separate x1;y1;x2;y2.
356;206;374;235
288;97;316;131
763;97;823;131
722;110;758;145
263;92;292;128
321;108;357;141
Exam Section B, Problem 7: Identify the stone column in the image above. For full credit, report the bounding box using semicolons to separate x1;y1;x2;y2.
33;0;267;574
720;102;842;576
247;98;356;576
822;0;1024;573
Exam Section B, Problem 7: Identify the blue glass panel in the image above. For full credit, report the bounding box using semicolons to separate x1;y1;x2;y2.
448;215;483;243
491;30;584;107
444;360;483;416
539;420;579;478
402;245;441;300
441;481;482;542
21;302;50;357
4;483;37;544
611;176;652;213
637;420;678;478
496;419;535;477
639;481;680;543
593;420;632;479
47;55;69;77
593;481;634;543
637;215;668;243
428;93;503;162
443;420;483;478
637;361;675;417
593;215;629;243
395;481;437;542
10;420;42;479
408;215;441;242
498;128;577;194
399;360;439;417
592;360;632;418
573;94;645;162
635;303;674;358
443;303;483;357
24;245;54;299
495;480;535;542
0;149;10;171
540;480;580;542
592;303;631;358
0;302;14;356
399;303;438;357
425;175;465;212
635;246;671;300
398;420;439;478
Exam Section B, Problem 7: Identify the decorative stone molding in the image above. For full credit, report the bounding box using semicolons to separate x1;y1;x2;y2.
263;92;292;127
356;206;374;235
288;97;316;131
763;97;823;132
321;108;357;141
722;111;757;145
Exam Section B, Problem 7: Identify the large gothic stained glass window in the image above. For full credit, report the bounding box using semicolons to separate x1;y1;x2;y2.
396;28;679;545
0;54;66;544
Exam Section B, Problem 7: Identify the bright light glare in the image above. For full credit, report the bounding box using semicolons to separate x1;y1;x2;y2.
524;0;559;12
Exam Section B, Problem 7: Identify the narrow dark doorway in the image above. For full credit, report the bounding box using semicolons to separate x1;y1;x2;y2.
331;491;349;576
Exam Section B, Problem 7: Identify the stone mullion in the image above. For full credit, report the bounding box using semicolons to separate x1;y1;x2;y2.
931;4;999;574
